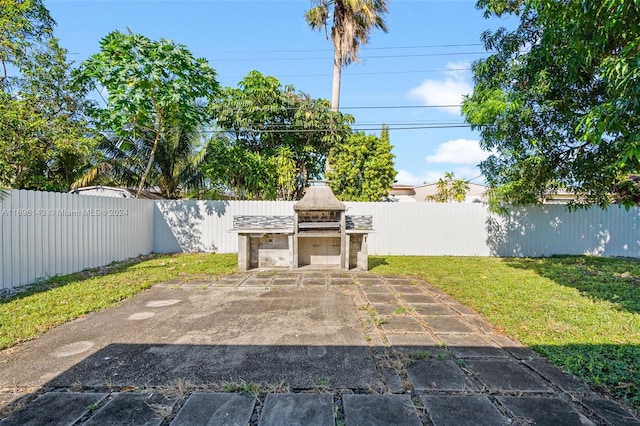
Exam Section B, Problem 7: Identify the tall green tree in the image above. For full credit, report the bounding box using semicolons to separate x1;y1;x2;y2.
0;0;97;192
206;70;353;200
426;172;471;203
75;30;219;197
327;126;395;201
73;121;208;199
305;0;389;111
0;0;54;90
463;0;640;208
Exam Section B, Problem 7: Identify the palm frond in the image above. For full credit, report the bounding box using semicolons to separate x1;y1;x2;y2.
0;187;10;202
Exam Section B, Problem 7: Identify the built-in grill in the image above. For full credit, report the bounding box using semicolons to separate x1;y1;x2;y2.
293;184;346;268
233;182;372;271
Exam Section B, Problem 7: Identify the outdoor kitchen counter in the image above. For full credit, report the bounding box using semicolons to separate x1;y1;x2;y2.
232;215;373;272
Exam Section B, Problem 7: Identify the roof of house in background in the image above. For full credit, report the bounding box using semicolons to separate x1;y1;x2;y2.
69;186;164;200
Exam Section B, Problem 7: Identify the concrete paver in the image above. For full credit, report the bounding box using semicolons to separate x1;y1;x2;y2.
380;316;426;333
422;315;476;333
0;392;108;426
580;397;640;425
412;303;452;316
524;359;592;393
1;271;639;425
84;393;177;426
400;293;438;304
497;396;595;426
170;393;256;426
342;394;422;426
259;393;334;426
406;360;477;392
437;334;508;358
421;395;510;426
466;359;552;392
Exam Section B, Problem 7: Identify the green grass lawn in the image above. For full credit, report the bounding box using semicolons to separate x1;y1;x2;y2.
370;255;640;411
1;253;639;411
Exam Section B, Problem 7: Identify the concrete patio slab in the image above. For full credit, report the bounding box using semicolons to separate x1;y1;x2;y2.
467;359;552;392
0;392;108;426
497;396;595;426
385;335;446;358
580;397;640;425
366;293;399;304
463;315;497;333
400;293;438;304
84;393;177;426
406;360;477;391
342;394;422;426
524;359;592;393
413;303;453;316
372;304;402;315
170;393;256;426
437;334;508;358
328;277;354;286
0;286;378;390
421;395;510;426
299;277;328;287
423;315;476;333
390;284;425;294
258;393;333;426
380;316;426;333
1;271;638;425
361;284;392;294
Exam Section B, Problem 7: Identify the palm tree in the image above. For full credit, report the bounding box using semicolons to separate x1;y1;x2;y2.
427;172;470;202
72;122;208;199
451;176;471;202
305;0;389;111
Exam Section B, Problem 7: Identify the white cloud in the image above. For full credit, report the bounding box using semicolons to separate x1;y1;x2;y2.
395;170;443;186
451;166;485;182
407;62;473;115
397;168;485;186
445;61;471;79
425;139;490;165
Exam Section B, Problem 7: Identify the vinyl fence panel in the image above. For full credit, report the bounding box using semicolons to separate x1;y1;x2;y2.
487;205;640;258
3;191;639;291
0;189;154;291
344;202;493;256
153;200;639;258
153;200;295;253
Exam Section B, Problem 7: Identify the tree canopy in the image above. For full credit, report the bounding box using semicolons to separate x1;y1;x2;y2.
327;125;395;201
74;30;220;196
206;70;353;200
0;0;96;192
463;0;640;208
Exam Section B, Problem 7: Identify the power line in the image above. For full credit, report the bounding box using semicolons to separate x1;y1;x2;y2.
265;68;470;79
202;124;472;134
67;43;486;56
339;105;461;110
210;51;489;62
210;104;462;112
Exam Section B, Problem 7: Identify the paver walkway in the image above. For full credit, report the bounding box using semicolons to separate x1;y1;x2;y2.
1;271;638;425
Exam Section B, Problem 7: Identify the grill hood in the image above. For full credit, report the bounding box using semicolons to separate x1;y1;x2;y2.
293;185;345;212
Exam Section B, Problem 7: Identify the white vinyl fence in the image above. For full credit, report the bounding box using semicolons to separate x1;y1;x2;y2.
1;190;154;291
2;189;639;291
153;201;640;258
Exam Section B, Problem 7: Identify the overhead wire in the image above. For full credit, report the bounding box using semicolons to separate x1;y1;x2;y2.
79;42;481;132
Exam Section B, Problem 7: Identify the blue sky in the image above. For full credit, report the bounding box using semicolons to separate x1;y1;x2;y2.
46;0;515;186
